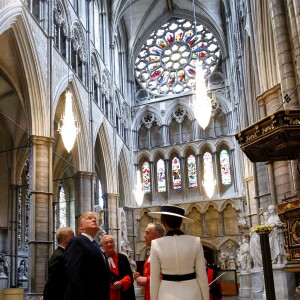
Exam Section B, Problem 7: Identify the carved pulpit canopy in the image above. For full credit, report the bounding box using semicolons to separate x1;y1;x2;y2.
235;110;300;162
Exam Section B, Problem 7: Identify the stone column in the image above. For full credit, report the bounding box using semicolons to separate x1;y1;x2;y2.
230;149;238;193
213;151;221;197
74;171;95;218
201;213;206;237
164;159;170;201
269;0;298;108
267;162;277;205
161;125;169;146
107;193;119;243
149;161;155;203
179;156;186;201
196;154;203;196
219;211;225;235
28;135;53;293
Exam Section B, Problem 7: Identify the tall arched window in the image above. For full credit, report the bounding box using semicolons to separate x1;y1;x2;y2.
142;162;151;194
18;159;30;251
55;182;67;230
203;152;215;198
172;157;181;190
95;178;104;209
157;159;166;192
220;149;231;185
187;154;197;187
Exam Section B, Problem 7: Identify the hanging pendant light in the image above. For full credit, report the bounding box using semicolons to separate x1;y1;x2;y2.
191;0;212;130
58;90;79;152
193;62;212;130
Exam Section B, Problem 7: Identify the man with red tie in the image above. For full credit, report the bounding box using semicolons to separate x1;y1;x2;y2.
133;223;165;300
101;235;135;300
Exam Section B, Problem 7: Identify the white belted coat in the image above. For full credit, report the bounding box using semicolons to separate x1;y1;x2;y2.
150;232;209;300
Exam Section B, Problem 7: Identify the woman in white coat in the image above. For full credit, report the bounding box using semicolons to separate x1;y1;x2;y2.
149;205;209;300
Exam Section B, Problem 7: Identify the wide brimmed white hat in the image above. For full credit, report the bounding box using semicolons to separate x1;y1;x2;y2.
148;205;194;224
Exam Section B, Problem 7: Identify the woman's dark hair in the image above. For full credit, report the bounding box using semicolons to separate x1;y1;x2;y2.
161;214;183;229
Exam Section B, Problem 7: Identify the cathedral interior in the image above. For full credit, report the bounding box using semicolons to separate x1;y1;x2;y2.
0;0;300;298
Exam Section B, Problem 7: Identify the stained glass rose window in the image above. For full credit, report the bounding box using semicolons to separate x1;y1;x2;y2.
135;18;220;96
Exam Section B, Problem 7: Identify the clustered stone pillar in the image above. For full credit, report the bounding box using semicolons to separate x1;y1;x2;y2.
74;171;95;218
28;136;53;293
107;193;119;244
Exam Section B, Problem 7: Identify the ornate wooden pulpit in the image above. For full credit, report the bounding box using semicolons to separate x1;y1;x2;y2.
277;199;300;272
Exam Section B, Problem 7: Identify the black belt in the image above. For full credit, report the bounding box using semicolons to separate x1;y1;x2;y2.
161;272;196;281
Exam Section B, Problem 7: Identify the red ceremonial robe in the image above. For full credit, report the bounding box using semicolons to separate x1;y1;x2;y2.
108;252;135;300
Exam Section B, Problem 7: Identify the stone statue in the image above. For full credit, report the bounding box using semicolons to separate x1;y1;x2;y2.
238;239;252;271
228;255;236;269
264;205;286;264
120;241;137;272
18;259;28;280
219;251;229;270
0;260;7;277
249;230;262;269
238;213;248;227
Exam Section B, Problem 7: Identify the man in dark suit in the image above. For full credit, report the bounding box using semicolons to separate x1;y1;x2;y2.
41;227;74;300
64;212;110;300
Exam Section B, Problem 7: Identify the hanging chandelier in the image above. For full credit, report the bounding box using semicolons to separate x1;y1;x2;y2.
134;170;144;206
57;90;79;152
193;63;212;130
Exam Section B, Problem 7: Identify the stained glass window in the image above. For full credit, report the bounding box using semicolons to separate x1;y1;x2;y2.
135;18;220;96
18;159;30;251
59;183;67;226
172;157;181;190
142;162;151;194
54;182;67;231
203;152;215;198
187;155;197;187
220;150;231;185
157;159;166;192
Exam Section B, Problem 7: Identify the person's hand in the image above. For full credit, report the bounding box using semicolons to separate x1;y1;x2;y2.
136;276;147;286
112;281;122;289
39;297;44;300
133;271;140;279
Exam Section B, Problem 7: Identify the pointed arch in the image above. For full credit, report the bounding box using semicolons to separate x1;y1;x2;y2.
53;76;91;171
118;147;132;206
0;4;47;136
98;122;117;193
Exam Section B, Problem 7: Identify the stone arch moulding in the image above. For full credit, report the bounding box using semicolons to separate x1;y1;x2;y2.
118;147;132;206
164;99;194;126
202;201;221;213
132;105;163;131
0;4;47;136
53;75;92;171
185;202;204;214
215;138;235;152
98;122;118;193
137;152;151;164
220;199;239;211
165;145;184;158
182;144;200;156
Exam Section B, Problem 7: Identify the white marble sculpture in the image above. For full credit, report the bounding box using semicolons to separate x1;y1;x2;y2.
264;205;286;264
249;230;262;269
238;239;252;271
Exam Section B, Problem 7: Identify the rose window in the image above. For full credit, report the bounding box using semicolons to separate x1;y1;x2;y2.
135;18;221;96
